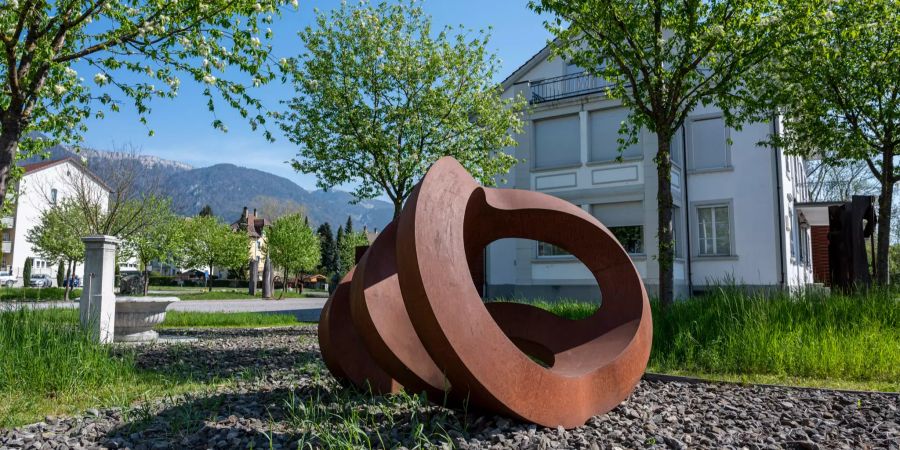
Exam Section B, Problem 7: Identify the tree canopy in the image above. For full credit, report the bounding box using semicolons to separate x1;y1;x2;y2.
276;0;525;217
266;213;321;295
181;215;249;291
0;0;297;212
749;0;900;283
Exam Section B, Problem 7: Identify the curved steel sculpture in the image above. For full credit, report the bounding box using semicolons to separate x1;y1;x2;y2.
319;157;652;428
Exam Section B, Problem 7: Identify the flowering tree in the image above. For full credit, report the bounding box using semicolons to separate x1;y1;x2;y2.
266;213;320;298
276;0;524;218
530;0;803;306
0;0;297;212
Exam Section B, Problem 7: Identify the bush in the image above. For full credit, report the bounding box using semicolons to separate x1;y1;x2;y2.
0;287;83;301
210;279;250;288
147;276;204;287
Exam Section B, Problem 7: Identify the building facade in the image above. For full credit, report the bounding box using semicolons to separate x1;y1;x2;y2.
1;158;136;285
485;47;814;300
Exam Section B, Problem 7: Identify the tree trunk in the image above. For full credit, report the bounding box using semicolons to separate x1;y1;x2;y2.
142;265;150;296
875;149;894;285
655;135;675;307
64;259;75;302
392;198;403;220
0;122;22;213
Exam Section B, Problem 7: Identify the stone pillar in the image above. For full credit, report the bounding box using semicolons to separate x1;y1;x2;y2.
80;235;120;344
248;257;258;296
262;256;273;299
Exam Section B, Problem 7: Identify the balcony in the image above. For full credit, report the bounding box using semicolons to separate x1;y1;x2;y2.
2;241;11;254
1;216;12;228
530;72;613;104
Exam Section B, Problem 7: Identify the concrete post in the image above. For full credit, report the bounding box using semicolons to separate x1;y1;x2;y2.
80;235;120;343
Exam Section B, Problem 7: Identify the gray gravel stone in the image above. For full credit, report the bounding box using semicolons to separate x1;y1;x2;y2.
1;326;898;449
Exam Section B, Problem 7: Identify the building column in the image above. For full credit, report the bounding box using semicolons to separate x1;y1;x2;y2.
80;235;120;344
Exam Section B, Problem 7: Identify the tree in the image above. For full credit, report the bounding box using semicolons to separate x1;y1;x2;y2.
316;222;339;276
276;0;525;218
25;200;87;300
56;261;64;288
181;215;249;291
198;205;214;218
338;229;370;276
0;0;297;213
751;0;899;285
266;213;321;298
125;202;183;295
530;0;802;306
344;216;354;235
22;257;32;285
806;158;879;202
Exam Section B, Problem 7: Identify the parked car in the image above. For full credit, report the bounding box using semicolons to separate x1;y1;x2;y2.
0;271;17;287
29;274;53;288
63;276;81;288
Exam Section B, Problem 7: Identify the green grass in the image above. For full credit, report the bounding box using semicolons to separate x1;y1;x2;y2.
0;287;82;302
145;287;310;300
158;311;302;328
0;308;213;427
498;287;900;391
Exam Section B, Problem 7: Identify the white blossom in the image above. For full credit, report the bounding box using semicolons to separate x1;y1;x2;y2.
203;74;217;84
53;85;67;95
93;73;108;85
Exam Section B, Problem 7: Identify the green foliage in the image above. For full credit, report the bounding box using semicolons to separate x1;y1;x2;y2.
530;0;803;305
181;216;249;287
0;287;82;302
198;205;214;217
124;201;183;293
276;0;525;216
748;0;900;283
22;257;32;283
338;230;370;275
0;0;297;211
25;200;87;266
266;213;321;281
316;223;339;276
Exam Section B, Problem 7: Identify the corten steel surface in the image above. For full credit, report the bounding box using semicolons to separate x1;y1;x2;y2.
318;157;652;428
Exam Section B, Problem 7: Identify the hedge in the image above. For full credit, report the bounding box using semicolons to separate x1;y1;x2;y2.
0;287;83;301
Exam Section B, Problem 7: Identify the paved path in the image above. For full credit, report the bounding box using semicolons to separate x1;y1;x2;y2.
1;298;327;322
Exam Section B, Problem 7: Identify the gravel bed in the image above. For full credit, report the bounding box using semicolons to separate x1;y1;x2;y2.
1;326;898;449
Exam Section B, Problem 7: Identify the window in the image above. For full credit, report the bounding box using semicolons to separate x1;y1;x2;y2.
697;205;731;256
673;206;684;258
671;126;684;167
50;188;58;206
789;209;797;260
688;116;729;170
534;115;581;169
537;242;571;258
589;108;641;162
591;202;644;254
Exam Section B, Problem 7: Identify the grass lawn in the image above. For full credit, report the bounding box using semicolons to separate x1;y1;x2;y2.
499;287;900;392
146;286;311;300
159;311;303;328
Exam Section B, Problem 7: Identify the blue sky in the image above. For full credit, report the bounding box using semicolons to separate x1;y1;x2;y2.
76;0;552;192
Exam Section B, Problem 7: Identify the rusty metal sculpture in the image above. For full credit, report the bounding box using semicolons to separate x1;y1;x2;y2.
318;157;652;428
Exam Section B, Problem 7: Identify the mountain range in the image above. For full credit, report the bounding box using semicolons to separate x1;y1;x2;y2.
22;144;394;231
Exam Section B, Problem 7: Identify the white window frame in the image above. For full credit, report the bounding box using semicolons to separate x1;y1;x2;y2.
692;200;736;258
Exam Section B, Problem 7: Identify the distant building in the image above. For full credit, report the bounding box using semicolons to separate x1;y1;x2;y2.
484;45;814;299
1;158;138;285
231;206;271;277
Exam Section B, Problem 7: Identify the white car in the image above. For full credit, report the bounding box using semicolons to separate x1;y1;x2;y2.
0;271;16;287
29;274;53;288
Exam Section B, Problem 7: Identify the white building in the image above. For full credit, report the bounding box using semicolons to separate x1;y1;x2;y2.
1;158;138;285
485;46;814;299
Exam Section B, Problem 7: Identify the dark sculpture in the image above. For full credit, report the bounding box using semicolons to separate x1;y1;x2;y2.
248;257;258;296
828;195;877;291
262;256;274;299
319;157;652;428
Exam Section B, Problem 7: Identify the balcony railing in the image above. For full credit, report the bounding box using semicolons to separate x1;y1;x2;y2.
1;217;12;228
2;241;11;254
530;72;613;104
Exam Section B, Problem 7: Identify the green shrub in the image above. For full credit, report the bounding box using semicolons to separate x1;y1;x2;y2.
0;287;83;301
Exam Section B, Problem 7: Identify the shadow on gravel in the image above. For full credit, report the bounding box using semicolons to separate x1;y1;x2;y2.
101;373;475;449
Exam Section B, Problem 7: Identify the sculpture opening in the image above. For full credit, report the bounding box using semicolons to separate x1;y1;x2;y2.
318;157;652;428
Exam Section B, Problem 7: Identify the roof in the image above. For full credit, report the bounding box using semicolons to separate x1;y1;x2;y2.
21;157;113;193
500;40;557;91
